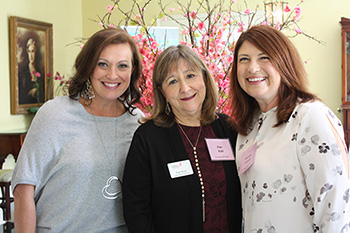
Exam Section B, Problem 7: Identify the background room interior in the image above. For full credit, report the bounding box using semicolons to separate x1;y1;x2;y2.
0;0;350;230
1;0;350;132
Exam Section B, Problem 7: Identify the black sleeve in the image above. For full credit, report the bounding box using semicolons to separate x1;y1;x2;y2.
214;113;243;233
123;128;156;233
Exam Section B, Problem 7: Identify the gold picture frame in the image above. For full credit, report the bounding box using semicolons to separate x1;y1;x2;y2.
9;16;53;114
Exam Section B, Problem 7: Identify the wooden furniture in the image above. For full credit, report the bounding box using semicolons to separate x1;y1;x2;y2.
340;17;350;148
0;132;26;233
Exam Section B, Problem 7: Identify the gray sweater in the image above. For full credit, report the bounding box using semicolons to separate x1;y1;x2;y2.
12;96;143;233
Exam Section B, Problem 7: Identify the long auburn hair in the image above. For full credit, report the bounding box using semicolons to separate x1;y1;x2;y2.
68;28;142;114
229;25;318;135
146;44;218;127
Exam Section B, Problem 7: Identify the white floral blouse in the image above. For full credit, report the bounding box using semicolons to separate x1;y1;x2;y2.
236;101;350;233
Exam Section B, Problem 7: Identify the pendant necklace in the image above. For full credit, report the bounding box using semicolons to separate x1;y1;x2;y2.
177;123;205;222
89;105;122;200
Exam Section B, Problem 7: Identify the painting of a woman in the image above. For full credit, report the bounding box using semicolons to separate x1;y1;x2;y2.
17;30;45;105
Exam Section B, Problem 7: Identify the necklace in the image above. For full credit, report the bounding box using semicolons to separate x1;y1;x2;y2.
177;123;205;222
89;105;122;200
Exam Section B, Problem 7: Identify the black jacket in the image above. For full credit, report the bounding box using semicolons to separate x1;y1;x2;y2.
123;114;242;233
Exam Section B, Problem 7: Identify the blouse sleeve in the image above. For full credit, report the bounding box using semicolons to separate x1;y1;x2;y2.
296;102;350;232
123;129;156;233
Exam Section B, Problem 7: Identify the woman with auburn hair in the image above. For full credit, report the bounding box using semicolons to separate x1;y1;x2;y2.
229;24;350;232
123;44;242;233
12;28;144;232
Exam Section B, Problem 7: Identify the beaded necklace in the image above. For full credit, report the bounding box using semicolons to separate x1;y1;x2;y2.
177;123;206;222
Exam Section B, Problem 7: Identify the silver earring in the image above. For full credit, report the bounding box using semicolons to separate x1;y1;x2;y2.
81;79;95;100
165;102;171;115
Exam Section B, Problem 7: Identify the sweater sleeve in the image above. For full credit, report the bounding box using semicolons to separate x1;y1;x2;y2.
11;101;59;193
296;102;350;232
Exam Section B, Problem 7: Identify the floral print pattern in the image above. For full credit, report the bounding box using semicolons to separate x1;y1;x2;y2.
236;101;350;233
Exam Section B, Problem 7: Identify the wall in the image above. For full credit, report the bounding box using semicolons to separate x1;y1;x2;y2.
292;0;349;120
1;0;350;133
82;0;350;121
0;0;83;132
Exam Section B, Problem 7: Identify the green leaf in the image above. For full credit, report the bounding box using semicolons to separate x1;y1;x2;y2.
28;107;40;114
140;26;146;34
158;13;165;19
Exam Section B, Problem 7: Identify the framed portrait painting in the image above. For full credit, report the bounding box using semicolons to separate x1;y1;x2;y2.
9;16;53;115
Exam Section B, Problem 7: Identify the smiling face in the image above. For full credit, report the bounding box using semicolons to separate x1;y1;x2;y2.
90;43;133;106
161;59;206;125
237;41;281;112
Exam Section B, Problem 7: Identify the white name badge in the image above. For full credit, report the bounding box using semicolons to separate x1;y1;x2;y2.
167;160;194;179
205;138;235;161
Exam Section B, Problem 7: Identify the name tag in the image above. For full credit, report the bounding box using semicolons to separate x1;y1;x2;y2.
205;138;235;161
167;160;194;179
239;142;258;175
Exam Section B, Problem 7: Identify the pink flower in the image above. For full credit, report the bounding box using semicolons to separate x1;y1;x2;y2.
151;41;158;50
182;29;189;35
169;8;175;12
108;24;115;28
295;26;302;34
99;22;103;26
284;5;291;12
198;22;205;31
35;72;41;78
178;6;182;10
244;9;251;14
106;5;114;13
55;72;62;80
304;59;309;64
163;17;167;21
293;6;301;21
232;0;236;3
190;11;197;19
261;20;268;25
46;72;52;78
275;22;281;30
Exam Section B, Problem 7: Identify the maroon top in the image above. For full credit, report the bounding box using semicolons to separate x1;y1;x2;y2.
177;124;229;233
